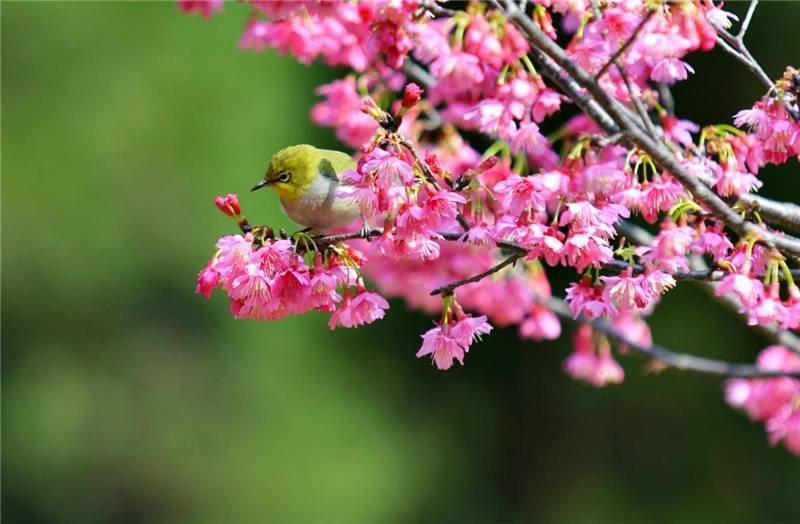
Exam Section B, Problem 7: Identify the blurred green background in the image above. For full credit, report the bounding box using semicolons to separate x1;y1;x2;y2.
3;2;799;523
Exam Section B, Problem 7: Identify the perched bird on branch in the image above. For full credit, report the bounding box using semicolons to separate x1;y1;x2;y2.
251;144;361;231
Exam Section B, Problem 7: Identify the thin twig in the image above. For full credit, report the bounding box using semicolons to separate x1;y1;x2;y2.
714;34;773;90
396;134;437;184
596;8;656;78
421;0;456;17
738;0;758;40
430;251;525;295
616;63;660;140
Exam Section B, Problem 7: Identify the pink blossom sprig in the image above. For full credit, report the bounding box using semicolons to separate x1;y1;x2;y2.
726;346;800;455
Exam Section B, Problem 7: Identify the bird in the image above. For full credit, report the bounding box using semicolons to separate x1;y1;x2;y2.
251;144;362;231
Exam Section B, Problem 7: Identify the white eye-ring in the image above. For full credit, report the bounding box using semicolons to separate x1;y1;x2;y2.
278;171;291;183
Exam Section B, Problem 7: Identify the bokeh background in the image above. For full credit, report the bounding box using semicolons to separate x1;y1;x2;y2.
3;2;799;523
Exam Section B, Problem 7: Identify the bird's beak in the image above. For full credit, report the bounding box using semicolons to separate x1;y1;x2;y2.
251;179;270;192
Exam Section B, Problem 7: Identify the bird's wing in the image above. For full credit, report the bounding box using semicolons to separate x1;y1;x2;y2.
316;149;357;182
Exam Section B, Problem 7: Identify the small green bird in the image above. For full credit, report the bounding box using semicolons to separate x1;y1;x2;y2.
251;144;361;231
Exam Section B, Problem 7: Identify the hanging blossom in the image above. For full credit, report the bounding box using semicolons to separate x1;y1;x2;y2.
726;346;800;455
188;0;800;455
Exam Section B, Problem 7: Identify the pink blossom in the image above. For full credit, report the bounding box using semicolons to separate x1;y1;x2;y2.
650;58;695;84
766;405;800;455
611;313;652;349
311;77;378;148
328;289;389;329
416;324;465;371
493;174;545;216
601;268;650;312
510;123;551;158
361;148;415;187
214;193;240;217
401;83;424;109
725;346;800;454
714;162;762;197
196;262;220;299
693;223;733;260
563;325;624;387
417;315;493;370
704;4;739;29
639;177;685;223
661;115;699;147
638;222;693;273
562;229;614;271
451;315;494;348
715;272;764;309
519;305;561;340
429;51;485;100
747;283;789;328
531;88;564;123
565;277;618;320
463;100;517;141
178;0;223;17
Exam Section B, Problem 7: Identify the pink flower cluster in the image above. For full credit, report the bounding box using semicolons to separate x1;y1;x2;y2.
734;94;800;168
188;0;800;454
563;324;625;387
417;312;492;370
714;247;800;331
197;203;388;327
726;346;800;455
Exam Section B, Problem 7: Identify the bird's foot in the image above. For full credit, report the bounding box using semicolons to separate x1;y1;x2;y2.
360;216;376;241
291;229;319;253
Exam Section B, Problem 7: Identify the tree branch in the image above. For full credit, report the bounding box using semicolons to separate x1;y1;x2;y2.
545;296;800;379
711;12;799;121
737;193;800;235
602;258;800;282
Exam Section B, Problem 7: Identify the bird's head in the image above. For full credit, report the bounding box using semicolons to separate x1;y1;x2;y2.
252;144;318;202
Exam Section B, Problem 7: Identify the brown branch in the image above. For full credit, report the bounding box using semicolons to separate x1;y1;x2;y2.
430;251;525;296
603;258;800;282
545;296;800;379
714;26;772;90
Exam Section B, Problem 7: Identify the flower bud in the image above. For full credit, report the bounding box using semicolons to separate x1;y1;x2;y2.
424;150;443;175
360;97;384;120
214;193;240;217
401;83;423;109
360;97;397;131
196;262;220;299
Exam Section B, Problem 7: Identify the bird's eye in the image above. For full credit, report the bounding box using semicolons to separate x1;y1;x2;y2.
278;172;291;183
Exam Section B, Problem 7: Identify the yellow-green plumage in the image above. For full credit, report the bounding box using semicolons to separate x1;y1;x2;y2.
255;144;361;230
